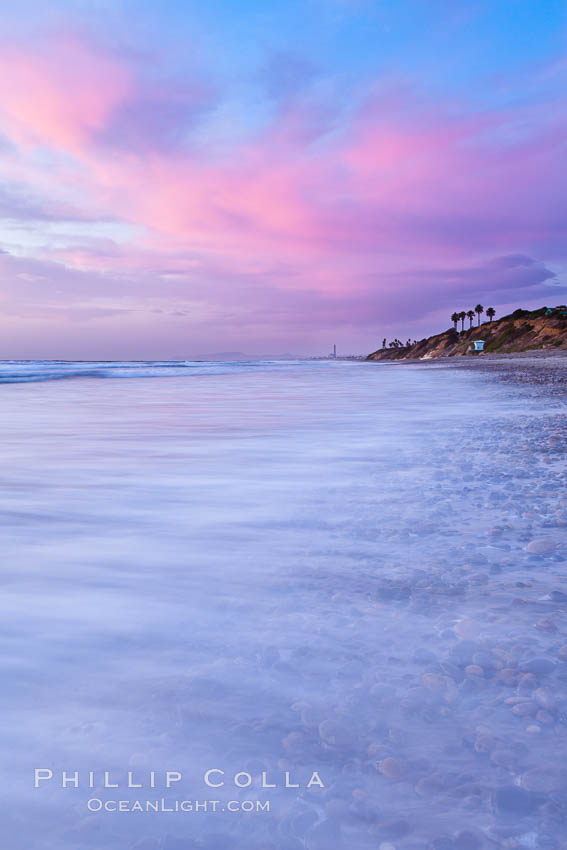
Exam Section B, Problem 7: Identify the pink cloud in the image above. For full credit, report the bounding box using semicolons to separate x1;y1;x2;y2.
0;34;132;151
0;31;565;355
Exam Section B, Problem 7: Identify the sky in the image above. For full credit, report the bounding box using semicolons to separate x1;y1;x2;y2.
0;0;566;358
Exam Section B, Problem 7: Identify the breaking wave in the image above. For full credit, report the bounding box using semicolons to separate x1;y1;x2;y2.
0;359;315;384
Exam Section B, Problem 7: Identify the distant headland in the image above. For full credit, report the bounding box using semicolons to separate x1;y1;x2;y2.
367;305;567;361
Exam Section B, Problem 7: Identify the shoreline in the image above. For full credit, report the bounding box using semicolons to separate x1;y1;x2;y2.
366;348;567;368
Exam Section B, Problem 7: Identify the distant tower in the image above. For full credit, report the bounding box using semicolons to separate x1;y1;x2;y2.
333;344;337;358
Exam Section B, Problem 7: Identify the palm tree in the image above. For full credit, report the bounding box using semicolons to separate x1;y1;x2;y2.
459;311;466;332
451;312;459;330
486;307;496;322
467;309;475;329
475;304;484;326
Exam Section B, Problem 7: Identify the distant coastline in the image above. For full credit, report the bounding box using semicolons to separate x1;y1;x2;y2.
368;306;567;362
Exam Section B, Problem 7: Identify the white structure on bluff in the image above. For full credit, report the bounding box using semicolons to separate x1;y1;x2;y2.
472;340;485;352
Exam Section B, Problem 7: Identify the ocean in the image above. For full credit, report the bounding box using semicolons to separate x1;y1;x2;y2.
1;359;566;849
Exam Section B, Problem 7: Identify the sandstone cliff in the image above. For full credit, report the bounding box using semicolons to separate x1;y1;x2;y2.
367;307;567;361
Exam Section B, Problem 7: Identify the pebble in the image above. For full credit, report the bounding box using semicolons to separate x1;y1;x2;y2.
378;758;406;781
454;619;480;640
422;673;446;691
520;658;556;675
492;786;542;817
422;673;458;701
282;731;308;755
520;767;567;793
474;732;497;752
534;686;557;712
497;668;517;685
415;773;445;797
512;701;538;716
536;709;554;725
525;539;556;555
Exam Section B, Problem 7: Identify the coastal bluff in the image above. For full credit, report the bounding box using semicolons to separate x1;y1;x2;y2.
367;307;567;361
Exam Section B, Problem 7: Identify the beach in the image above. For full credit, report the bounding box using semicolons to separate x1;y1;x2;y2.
1;357;567;850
